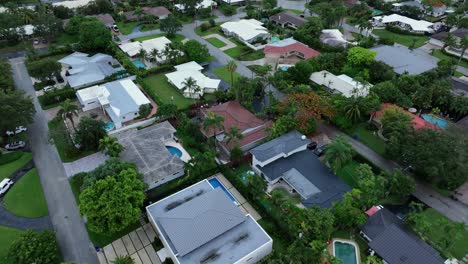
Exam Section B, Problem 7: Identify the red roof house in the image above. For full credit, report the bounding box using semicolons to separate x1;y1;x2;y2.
201;101;271;153
264;38;320;61
373;103;438;130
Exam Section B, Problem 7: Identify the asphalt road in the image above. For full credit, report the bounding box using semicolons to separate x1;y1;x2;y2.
10;57;99;264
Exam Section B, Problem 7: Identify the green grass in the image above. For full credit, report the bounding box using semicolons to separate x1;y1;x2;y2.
336;161;360;188
195;25;221;37
285;9;304;14
133;33;185;42
372;29;428;48
0;152;32;181
224;46;244;58
53;33;79;46
238;50;265;61
48;120;94;162
454;71;464;77
140;24;159;32
0;41;32;53
431;49;468;68
2;168;48;218
205;37;227;48
411;209;468;259
141;74;194;109
271;188;301;204
353;123;386;156
0;226;25;261
212;66;242;84
116;21;140;35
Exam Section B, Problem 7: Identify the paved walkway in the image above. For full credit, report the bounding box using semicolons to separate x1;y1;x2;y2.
63;152;108;178
202;34;236;51
319;124;468;225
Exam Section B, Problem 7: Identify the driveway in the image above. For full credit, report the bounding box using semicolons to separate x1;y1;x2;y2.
63;152;109;178
10;57;99;264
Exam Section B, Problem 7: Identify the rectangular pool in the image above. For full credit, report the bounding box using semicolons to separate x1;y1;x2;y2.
208;178;238;205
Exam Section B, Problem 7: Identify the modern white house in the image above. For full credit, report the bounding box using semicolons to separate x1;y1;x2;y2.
320;29;354;47
221;19;270;44
59;52;124;89
119;37;181;65
310;70;372;97
76;79;150;129
165;61;220;99
146;179;273;264
371;14;435;33
175;0;216;11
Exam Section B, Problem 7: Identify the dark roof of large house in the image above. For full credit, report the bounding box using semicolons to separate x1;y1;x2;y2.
93;14;115;26
360;208;403;240
451;76;468;97
269;11;307;27
257;150;351;208
452;28;468;38
369;225;445;264
432;28;468;41
250;130;309;163
431;31;448;41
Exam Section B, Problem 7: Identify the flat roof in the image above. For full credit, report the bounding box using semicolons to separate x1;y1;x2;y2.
373;14;433;32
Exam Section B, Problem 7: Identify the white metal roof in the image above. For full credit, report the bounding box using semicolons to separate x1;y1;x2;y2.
119;37;172;57
165;61;220;96
175;0;216;10
221;19;269;41
310;70;371;97
373;14;434;32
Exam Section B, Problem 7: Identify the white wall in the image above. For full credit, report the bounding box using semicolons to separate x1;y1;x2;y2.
234;239;273;264
80;100;101;112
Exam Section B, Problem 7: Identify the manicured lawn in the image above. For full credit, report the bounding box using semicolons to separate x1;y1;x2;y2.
195;25;221;37
336;161;360;188
140;24;159;32
285;9;304;14
141;74;194;109
372;29;428;48
213;65;242;84
133;33;185;42
205;37;226;48
224;46;244;58
431;49;468;68
2;169;48;218
48;120;94;162
238;50;265;61
353;123;386;156
53;33;79;45
0;152;32;181
0;226;25;262
116;21;140;35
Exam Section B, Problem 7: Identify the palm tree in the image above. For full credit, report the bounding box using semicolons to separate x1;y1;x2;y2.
149;48;160;63
456;36;468;70
112;255;134;264
203;112;224;138
57;99;79;131
324;136;354;173
344;96;362;123
225;126;244;146
181;77;201;98
443;32;456;49
226;60;237;87
137;48;147;62
98;136;124;157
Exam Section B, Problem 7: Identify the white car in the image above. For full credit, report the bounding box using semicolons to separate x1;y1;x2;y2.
5;141;26;150
6;126;27;136
0;178;13;196
112;24;119;32
43;85;56;92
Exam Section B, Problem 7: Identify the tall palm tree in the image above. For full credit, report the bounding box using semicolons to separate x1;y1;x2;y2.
56;99;79;131
137;48;147;62
456;36;468;70
344;96;362;123
443;32;456;49
225;126;244;146
181;77;201;98
226;61;237;87
98;136;124;157
324;136;354;173
149;48;160;63
203;112;224;138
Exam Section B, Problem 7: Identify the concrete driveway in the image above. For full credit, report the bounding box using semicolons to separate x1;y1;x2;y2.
63;152;108;178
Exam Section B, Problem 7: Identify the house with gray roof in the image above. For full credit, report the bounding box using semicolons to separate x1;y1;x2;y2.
115;121;190;190
146;179;272;264
59;52;124;89
250;131;351;208
371;44;439;75
360;208;445;264
269;11;307;29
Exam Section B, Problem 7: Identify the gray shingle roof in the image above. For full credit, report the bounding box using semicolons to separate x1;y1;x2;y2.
360;208;402;240
250;130;309;163
282;168;321;199
369;225;445;264
269;11;307;27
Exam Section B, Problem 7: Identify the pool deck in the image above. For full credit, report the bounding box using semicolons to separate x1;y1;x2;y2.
164;140;191;162
328;238;361;264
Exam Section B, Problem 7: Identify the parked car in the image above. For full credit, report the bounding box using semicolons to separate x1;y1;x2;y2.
6;126;27;136
43;85;56;92
5;141;26;150
313;144;328;156
33;39;39;45
112;24;119;32
0;178;14;196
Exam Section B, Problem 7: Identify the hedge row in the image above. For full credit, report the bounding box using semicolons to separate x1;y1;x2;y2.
38;87;76;107
385;25;427;36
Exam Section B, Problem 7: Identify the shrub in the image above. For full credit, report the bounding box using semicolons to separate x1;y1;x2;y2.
38;87;76;107
7;230;61;264
378;37;395;45
220;5;236;16
200;23;211;32
209;19;216;27
0;151;23;165
385;25;426;36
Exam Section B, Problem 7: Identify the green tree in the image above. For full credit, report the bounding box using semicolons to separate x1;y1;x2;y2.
262;0;277;10
203;112;224;137
26;59;61;82
226;61;237;87
81;158;138;190
56;98;79;131
160;15;182;38
267;114;298;139
0;58;14;93
456;36;468;71
385;169;415;201
230;145;243;164
183;40;210;63
137;48;147;62
181;77;201;98
346;47;377;69
332;189;367;229
0;90;35;134
379;105;411;137
354;163;385;207
79;20;112;51
79;168;146;233
138;104;152;119
225;126;244;146
324;136;354;173
156;103;178;119
98;136;124;157
74;116;106;151
7;230;60;264
366;255;384;264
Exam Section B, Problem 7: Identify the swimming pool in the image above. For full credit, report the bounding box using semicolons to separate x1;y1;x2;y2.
208;177;238;204
333;240;358;264
421;114;448;129
103;122;115;132
280;65;290;71
166;146;183;158
372;8;383;15
132;60;146;69
271;36;280;43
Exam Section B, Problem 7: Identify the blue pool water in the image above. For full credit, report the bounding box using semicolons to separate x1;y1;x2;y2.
271;36;280;43
208;178;237;204
280;65;290;71
166;146;183;158
132;60;146;69
334;241;358;264
372;8;383;15
421;114;448;129
103;122;115;131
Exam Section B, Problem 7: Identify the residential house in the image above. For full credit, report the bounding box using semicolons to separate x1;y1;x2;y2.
59;52;123;89
371;14;436;33
430;28;468;56
371;44;439;75
201;101;271;155
310;70;372;97
119;36;181;65
124;6;171;22
264;38;320;65
451;76;468;97
93;13;115;28
372;103;439;130
76;79;150;129
146;179;273;264
360;207;445;264
220;19;270;44
320;29;353;47
250;130;351;208
165;61;220;99
222;0;244;5
116;121;189;190
175;0;216;11
52;0;92;9
269;11;307;29
392;0;447;17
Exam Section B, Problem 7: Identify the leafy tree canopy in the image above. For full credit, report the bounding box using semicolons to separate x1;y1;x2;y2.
7;230;60;264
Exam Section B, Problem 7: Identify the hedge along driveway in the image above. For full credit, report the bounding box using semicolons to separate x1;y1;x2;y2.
0;152;32;181
2;168;49;218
